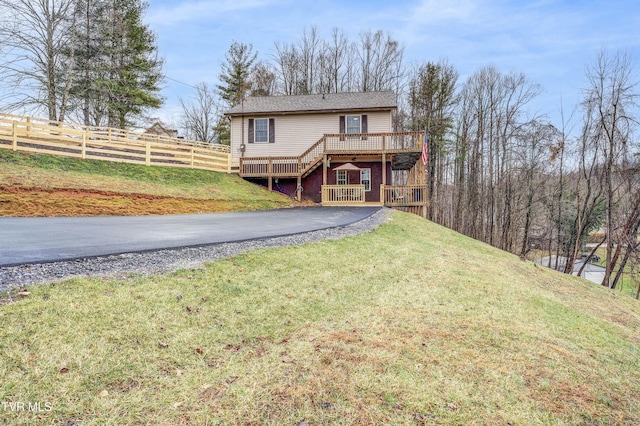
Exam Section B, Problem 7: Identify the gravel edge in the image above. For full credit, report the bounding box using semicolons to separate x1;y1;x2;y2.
1;208;392;291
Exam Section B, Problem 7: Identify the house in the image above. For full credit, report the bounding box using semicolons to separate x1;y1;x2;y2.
142;122;180;140
225;91;428;214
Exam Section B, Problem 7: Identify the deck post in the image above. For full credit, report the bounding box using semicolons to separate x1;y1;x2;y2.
296;176;302;201
268;158;273;190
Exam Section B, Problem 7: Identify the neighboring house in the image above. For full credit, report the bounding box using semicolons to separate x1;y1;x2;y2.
225;91;427;211
535;255;608;285
142;122;179;140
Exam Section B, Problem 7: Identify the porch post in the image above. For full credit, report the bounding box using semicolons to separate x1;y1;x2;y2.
296;176;302;201
322;154;327;185
382;153;387;185
381;153;387;205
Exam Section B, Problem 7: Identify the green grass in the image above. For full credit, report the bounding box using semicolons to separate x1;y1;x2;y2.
0;149;291;205
1;212;639;425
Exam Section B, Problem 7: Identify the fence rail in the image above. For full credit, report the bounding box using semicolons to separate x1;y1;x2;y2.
0;113;231;173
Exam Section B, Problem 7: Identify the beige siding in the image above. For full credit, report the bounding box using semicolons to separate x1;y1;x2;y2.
230;110;392;159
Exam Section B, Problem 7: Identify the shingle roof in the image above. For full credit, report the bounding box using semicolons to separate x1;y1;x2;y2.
226;91;397;116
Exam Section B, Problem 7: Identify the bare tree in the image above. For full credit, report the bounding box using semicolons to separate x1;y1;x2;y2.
250;60;276;97
356;29;404;92
180;82;220;144
583;50;638;286
0;0;79;121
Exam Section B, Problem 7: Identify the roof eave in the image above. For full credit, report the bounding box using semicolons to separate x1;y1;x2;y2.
225;105;396;117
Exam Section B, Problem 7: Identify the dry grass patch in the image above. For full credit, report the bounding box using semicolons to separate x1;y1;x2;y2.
1;212;639;425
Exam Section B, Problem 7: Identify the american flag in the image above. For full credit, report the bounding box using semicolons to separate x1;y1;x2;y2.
421;130;428;166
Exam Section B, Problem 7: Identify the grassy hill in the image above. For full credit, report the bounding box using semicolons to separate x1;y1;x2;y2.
1;209;639;424
0;149;295;216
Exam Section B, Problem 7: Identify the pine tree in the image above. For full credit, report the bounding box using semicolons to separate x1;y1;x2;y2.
217;41;257;108
102;0;163;128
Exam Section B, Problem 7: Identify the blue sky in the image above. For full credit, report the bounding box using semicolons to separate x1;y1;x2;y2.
145;0;639;129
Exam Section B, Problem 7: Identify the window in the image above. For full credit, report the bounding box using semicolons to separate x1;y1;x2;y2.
360;168;371;191
339;115;368;140
346;115;361;134
254;118;268;143
248;118;275;144
336;170;347;185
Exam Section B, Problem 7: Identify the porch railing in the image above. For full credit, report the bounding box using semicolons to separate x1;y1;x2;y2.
321;185;366;205
381;185;427;206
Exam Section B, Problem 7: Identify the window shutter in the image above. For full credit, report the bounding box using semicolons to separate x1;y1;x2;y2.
269;118;275;143
339;115;345;133
361;115;368;133
248;119;254;144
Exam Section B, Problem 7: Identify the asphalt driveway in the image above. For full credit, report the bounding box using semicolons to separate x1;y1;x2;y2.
0;206;380;267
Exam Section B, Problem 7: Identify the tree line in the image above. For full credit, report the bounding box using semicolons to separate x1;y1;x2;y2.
205;29;638;292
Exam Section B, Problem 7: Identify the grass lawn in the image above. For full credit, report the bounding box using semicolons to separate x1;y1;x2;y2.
1;212;639;425
0;149;294;216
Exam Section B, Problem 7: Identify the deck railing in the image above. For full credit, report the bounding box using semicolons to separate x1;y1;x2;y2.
321;185;366;205
240;131;424;178
239;156;300;177
0;113;231;173
323;132;422;152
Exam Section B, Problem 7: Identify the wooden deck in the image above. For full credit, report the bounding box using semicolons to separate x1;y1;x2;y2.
239;131;423;178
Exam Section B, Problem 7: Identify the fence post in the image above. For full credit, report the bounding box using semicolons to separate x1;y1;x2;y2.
12;121;17;151
26;117;31;138
190;147;195;168
227;152;232;173
82;132;87;159
146;141;151;166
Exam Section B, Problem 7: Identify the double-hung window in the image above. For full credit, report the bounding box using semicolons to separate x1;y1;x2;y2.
248;118;275;144
254;118;269;143
346;115;361;134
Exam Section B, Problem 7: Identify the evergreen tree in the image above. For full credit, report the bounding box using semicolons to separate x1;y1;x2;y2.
102;0;164;128
217;41;257;108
